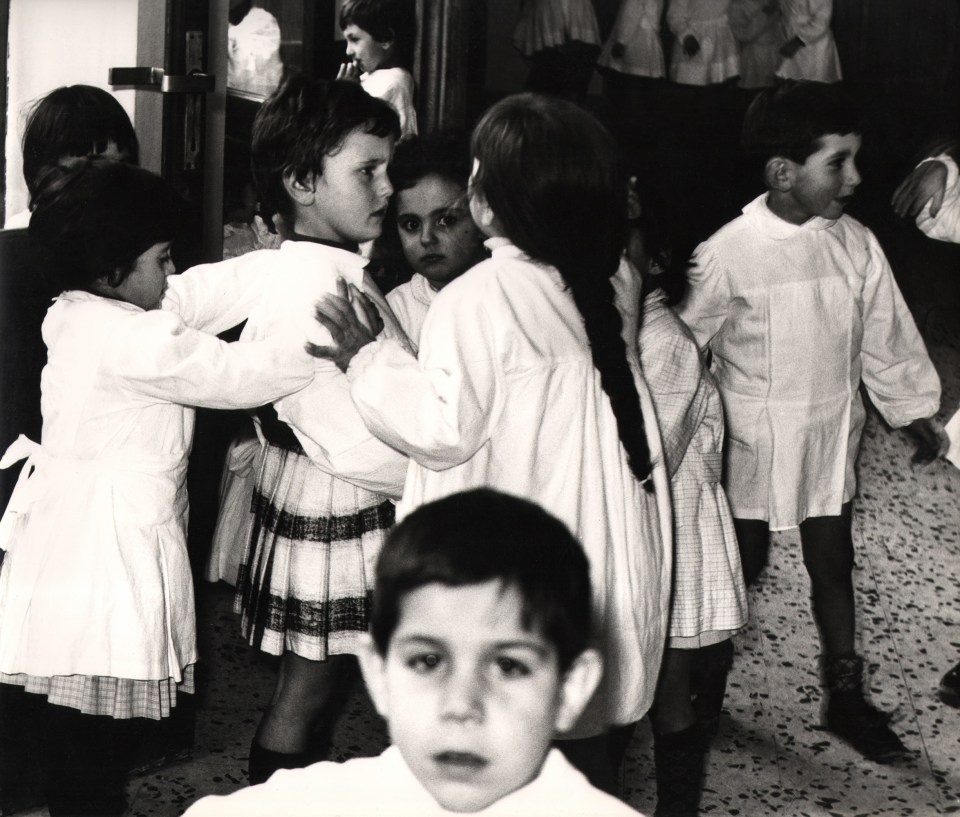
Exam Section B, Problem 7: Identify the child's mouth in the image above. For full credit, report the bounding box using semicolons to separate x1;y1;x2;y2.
420;253;445;266
433;751;488;778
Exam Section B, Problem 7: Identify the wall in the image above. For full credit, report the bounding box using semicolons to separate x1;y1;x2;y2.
4;0;138;221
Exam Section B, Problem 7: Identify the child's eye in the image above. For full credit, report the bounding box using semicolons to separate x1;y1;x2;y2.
409;653;443;673
436;213;459;229
495;656;531;678
399;218;421;233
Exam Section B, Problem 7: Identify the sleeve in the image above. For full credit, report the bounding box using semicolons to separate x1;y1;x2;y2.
783;0;833;44
640;297;707;478
107;310;313;410
347;289;500;470
161;250;275;334
274;359;409;499
384;72;418;138
916;154;960;244
859;232;941;427
674;241;733;350
181;766;332;817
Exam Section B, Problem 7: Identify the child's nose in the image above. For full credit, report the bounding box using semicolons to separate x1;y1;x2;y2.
420;224;437;246
439;670;484;723
845;161;861;188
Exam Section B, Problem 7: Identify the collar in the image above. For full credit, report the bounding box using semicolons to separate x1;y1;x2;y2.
744;194;838;239
289;233;360;254
280;236;368;288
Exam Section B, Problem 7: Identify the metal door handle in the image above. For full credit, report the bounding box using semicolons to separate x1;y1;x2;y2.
109;67;215;94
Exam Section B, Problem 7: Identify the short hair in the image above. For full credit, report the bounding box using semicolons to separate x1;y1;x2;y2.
339;0;417;69
371;489;593;673
251;75;400;230
22;85;139;205
741;80;862;165
28;157;186;295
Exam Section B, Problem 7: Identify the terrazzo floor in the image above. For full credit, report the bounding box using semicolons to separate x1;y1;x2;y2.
15;239;960;817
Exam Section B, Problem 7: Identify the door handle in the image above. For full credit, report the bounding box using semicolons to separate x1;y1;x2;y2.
109;67;215;94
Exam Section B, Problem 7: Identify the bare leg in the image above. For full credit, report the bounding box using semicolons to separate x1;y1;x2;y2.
733;517;770;587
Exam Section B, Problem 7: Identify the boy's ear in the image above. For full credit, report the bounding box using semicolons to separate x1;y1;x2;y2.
378;28;396;49
356;632;391;720
765;156;794;192
553;648;603;734
283;169;318;207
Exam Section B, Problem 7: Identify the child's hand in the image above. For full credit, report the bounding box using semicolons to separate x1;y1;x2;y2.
892;161;948;220
336;61;361;82
682;35;701;57
780;36;804;58
904;416;949;465
306;278;382;372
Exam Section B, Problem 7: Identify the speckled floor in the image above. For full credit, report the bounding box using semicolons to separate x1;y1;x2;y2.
14;239;960;817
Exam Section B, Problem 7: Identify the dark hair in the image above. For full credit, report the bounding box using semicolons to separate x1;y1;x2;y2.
28;157;186;294
251;75;400;231
741;80;862;166
373;130;474;286
371;489;593;672
22;85;139;206
470;93;652;483
339;0;417;70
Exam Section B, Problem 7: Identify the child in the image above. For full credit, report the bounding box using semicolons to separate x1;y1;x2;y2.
892;143;960;708
775;0;842;83
666;0;740;86
377;131;487;343
676;81;944;762
310;92;673;792
182;488;645;816
729;0;784;88
0;158;314;816
624;187;748;816
228;75;413;784
5;84;139;228
338;0;419;138
512;0;602;103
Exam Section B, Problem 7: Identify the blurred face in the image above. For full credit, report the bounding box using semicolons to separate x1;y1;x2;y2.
299;128;394;243
112;240;175;310
780;133;862;224
361;581;593;813
396;175;486;290
343;23;390;73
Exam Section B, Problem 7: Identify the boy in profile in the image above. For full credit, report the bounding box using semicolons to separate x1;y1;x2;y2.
184;488;645;815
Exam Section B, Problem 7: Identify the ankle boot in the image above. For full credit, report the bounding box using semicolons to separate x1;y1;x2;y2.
248;739;314;785
822;654;906;763
691;640;734;739
653;723;708;817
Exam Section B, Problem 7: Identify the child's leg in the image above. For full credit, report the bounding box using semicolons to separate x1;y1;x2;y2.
732;517;770;586
250;652;354;783
650;648;708;817
798;504;906;761
41;702;132;817
798;503;855;656
0;685;46;812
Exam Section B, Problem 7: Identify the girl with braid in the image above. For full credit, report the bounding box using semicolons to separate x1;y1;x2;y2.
308;93;673;794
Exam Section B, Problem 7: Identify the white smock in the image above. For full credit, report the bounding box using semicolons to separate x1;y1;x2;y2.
666;0;740;85
677;195;941;530
182;746;645;817
916;154;960;243
775;0;842;82
513;0;602;56
598;0;666;78
386;272;438;347
0;289;313;681
346;240;673;735
728;0;784;88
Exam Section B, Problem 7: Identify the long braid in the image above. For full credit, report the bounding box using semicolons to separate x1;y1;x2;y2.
471;94;652;484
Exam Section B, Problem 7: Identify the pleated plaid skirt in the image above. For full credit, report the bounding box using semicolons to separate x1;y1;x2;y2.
234;442;395;661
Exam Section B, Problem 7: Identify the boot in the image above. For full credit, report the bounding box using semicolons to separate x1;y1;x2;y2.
248;739;314;785
691;640;734;739
822;654;906;763
652;723;708;817
938;661;960;708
